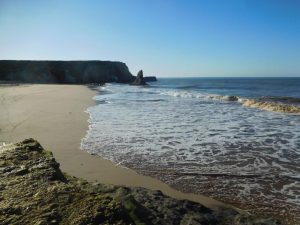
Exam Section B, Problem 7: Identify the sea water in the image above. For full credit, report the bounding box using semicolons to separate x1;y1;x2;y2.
81;77;300;215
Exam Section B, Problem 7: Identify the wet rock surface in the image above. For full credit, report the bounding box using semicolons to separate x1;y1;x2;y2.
0;139;282;225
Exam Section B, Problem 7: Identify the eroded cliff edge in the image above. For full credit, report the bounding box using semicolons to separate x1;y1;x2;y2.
0;139;282;225
0;60;135;84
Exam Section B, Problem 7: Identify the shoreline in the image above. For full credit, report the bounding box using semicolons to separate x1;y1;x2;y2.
0;84;232;211
1;138;280;224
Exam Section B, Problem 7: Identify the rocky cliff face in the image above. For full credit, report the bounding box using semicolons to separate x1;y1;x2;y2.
0;60;135;84
0;139;282;225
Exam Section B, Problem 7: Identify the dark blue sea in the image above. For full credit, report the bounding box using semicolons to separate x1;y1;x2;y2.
81;77;300;215
154;77;300;98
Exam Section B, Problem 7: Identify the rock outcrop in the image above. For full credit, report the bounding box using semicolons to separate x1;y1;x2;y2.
144;76;157;82
0;139;282;225
0;60;135;84
131;70;147;86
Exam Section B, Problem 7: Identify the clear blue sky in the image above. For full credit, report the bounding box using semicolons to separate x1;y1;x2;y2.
0;0;299;77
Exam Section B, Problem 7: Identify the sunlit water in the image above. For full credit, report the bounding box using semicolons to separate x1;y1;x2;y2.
81;78;300;219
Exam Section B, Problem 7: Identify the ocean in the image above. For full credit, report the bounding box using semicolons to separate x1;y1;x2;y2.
81;77;300;219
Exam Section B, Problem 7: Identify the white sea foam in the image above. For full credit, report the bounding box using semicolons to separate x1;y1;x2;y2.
81;83;300;208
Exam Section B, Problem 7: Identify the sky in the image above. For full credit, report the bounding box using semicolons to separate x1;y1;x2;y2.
0;0;300;77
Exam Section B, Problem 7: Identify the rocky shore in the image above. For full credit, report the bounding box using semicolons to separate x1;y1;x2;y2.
0;139;282;225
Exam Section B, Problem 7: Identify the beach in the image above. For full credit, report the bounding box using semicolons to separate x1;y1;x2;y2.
1;0;298;224
0;84;228;210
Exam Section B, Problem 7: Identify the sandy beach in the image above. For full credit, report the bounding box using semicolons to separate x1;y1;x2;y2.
0;84;229;210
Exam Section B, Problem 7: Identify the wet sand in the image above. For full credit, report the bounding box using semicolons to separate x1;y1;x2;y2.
0;84;231;211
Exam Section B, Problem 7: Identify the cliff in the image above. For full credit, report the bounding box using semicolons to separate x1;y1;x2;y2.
0;139;282;225
0;60;135;84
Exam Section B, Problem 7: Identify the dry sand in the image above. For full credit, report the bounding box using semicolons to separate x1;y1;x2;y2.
0;84;232;210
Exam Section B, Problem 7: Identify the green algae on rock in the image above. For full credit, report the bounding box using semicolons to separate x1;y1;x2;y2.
0;139;282;225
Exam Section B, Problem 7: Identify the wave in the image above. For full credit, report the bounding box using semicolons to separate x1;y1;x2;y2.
210;95;300;114
176;85;198;89
159;91;200;98
95;100;110;104
256;96;300;105
207;95;240;101
158;90;300;114
133;99;166;102
242;99;300;114
125;91;157;95
158;90;241;101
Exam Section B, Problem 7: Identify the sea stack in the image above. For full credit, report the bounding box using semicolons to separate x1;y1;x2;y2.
131;70;147;85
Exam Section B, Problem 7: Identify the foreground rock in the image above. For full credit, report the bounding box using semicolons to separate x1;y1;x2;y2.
131;70;147;86
0;139;282;225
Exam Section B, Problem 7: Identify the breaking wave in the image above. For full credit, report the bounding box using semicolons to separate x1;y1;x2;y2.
158;89;300;114
207;95;240;101
217;95;300;114
242;99;300;114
